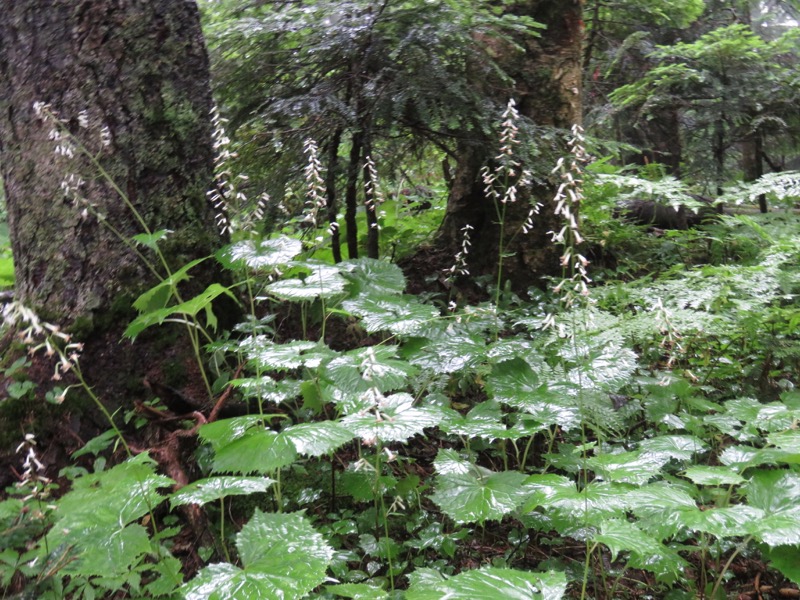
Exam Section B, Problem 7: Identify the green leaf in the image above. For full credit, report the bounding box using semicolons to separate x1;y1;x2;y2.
763;545;800;584
58;523;152;577
321;346;417;396
341;392;444;443
406;567;566;600
486;358;579;429
199;416;265;450
441;401;525;441
625;482;699;538
218;236;302;270
638;435;707;461
720;445;800;470
768;430;800;453
683;466;745;486
326;582;388;599
594;520;688;583
170;476;274;508
238;338;333;371
523;479;631;536
132;229;172;250
431;470;528;524
281;421;355;456
342;294;439;335
339;258;406;296
182;511;333;600
587;450;669;486
125;283;237;338
744;469;800;513
433;448;475;475
678;505;764;538
131;257;208;313
748;508;800;547
55;453;172;530
402;326;486;373
266;262;346;301
212;428;297;474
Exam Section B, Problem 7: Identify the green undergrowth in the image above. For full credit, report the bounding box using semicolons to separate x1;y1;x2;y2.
4;209;800;600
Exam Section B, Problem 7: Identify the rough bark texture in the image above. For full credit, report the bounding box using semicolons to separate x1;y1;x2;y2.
0;1;226;487
0;0;221;328
437;0;584;291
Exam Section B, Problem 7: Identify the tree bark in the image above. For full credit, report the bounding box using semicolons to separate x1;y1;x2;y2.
0;0;226;484
0;0;222;328
437;0;584;291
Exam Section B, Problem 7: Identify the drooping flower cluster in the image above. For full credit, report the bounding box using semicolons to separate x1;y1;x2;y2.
2;302;83;383
549;124;592;306
301;138;330;238
364;155;385;230
207;107;269;236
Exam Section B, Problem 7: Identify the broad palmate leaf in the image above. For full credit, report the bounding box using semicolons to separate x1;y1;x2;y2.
431;470;528;524
406;567;566;600
182;511;333;600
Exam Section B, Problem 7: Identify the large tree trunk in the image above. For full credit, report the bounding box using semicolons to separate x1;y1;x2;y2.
0;1;225;486
437;0;584;291
0;0;221;326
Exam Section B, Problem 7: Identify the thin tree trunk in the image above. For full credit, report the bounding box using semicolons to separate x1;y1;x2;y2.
345;131;364;259
325;128;343;262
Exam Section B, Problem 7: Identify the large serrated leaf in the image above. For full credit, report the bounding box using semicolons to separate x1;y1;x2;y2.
56;523;152;578
594;520;688;583
748;508;800;547
55;453;173;529
406;567;566;600
402;325;486;373
182;511;333;600
341;393;444;443
638;435;707;460
170;477;274;508
342;294;439;335
238;338;333;370
431;470;528;524
321;346;417;395
433;448;475;475
199;416;265;450
266;262;346;301
678;505;764;537
281;421;355;456
218;236;302;270
587;450;669;486
720;445;800;470
486;358;579;428
339;258;406;296
325;582;388;599
768;430;800;453
524;480;631;537
212;428;297;474
744;469;800;513
441;401;524;441
683;466;745;486
625;482;700;538
763;545;800;584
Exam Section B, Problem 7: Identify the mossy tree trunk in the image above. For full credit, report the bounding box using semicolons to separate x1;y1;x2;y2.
0;0;221;328
438;0;584;291
0;0;227;482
